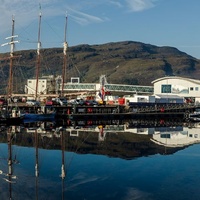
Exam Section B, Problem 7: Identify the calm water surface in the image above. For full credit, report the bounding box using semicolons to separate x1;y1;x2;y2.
0;122;200;200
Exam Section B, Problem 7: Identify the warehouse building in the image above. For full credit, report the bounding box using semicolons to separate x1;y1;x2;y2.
152;76;200;104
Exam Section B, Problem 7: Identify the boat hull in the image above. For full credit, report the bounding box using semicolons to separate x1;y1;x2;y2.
23;113;55;123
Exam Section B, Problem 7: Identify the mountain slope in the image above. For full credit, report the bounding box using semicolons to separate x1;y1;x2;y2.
0;40;199;94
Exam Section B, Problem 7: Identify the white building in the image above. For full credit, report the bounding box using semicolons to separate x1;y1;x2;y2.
152;76;200;103
124;94;155;104
25;75;59;95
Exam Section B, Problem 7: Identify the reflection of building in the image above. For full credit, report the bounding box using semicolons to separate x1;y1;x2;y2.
23;119;200;148
152;76;200;103
151;126;200;147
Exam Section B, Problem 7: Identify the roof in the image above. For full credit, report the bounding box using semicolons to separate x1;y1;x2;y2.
152;76;200;85
155;94;183;99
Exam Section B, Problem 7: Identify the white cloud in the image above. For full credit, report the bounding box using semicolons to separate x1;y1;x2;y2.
109;0;123;8
125;0;157;12
0;0;58;32
68;8;104;25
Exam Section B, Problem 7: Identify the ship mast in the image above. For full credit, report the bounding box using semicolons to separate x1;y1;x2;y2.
1;16;19;97
61;13;68;97
35;6;42;100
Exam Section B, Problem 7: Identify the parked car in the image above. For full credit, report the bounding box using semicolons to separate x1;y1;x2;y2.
84;100;99;106
26;99;40;106
55;97;68;106
84;100;92;106
89;100;99;106
45;99;60;106
76;99;85;105
0;98;7;106
69;99;85;106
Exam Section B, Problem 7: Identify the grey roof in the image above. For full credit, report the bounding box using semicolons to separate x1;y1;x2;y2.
155;94;183;99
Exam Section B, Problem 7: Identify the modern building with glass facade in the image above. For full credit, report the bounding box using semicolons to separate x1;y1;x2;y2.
152;76;200;103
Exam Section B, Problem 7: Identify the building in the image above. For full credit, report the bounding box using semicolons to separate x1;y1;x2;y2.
24;75;101;98
25;75;59;96
152;76;200;103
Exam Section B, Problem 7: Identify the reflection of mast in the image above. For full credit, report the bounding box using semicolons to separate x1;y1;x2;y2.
7;127;13;200
4;127;18;199
60;128;66;200
35;129;39;200
98;125;106;141
35;7;42;100
61;13;68;97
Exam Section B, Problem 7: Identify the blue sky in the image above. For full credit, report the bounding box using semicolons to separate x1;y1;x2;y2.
1;0;200;59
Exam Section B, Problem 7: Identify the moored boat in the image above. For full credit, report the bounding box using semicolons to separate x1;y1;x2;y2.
22;113;56;123
188;112;200;122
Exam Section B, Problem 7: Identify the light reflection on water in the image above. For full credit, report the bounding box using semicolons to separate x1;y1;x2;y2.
0;119;200;200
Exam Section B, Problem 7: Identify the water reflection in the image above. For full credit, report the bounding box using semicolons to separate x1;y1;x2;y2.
0;119;200;199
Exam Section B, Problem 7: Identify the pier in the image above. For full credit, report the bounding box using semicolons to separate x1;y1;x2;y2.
0;102;198;125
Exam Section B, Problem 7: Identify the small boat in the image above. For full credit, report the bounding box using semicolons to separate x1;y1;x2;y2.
0;112;56;125
188;112;200;122
23;113;56;123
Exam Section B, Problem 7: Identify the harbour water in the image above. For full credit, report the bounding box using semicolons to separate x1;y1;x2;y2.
0;120;200;200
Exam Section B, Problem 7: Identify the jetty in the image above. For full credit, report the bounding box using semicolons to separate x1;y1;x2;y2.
0;101;197;126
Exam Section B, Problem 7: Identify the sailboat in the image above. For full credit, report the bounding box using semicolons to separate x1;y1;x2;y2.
23;13;68;123
22;8;57;123
0;10;70;125
0;16;28;126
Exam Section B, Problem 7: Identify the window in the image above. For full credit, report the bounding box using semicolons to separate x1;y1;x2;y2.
195;87;198;91
161;134;170;138
161;85;171;93
190;87;194;91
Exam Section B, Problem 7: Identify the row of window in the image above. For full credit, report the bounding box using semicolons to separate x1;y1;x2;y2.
28;80;46;83
161;133;198;139
161;84;199;94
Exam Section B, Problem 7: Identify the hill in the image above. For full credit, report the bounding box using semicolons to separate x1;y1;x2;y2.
0;40;200;94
